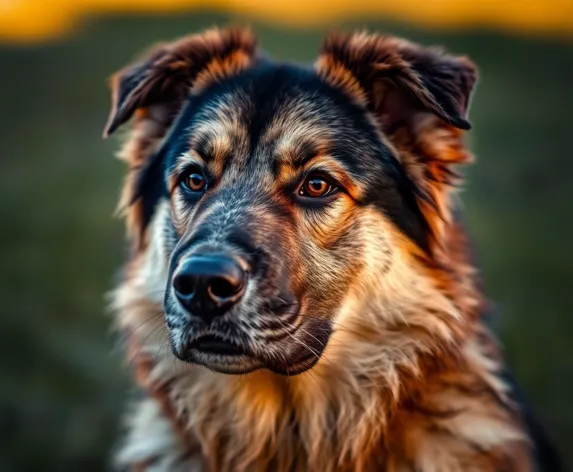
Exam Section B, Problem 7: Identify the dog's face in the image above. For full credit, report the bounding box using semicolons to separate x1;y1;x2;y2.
160;65;432;375
106;29;476;375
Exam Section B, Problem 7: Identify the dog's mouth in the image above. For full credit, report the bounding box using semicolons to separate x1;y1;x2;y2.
168;302;331;375
178;333;262;374
188;334;246;356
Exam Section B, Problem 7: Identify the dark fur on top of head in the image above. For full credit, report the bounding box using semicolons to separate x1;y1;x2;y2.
105;27;559;472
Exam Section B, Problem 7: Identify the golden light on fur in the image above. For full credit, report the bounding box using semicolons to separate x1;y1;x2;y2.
104;27;556;472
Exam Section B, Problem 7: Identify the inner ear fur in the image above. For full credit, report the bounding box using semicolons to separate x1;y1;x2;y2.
316;31;478;251
103;27;258;250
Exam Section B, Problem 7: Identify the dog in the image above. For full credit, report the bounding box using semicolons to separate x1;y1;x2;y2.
104;27;560;471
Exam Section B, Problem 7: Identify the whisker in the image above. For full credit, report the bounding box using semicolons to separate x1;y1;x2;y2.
278;350;292;381
128;311;166;336
297;325;325;348
269;316;337;370
283;329;322;365
296;325;337;370
295;313;375;343
125;322;168;370
154;336;171;362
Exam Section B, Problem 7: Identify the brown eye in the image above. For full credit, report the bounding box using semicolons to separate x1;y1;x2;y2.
299;176;334;198
181;169;207;193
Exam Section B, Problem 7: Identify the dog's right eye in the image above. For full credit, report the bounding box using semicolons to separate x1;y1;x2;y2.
180;168;207;193
298;174;336;199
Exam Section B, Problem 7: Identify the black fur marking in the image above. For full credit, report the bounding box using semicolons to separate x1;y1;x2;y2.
129;99;201;243
131;147;167;243
135;60;431;251
363;154;432;253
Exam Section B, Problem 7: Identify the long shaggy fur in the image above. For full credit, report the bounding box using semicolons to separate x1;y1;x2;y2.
103;27;558;472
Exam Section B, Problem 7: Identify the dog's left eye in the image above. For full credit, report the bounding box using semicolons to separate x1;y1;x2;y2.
298;175;335;198
180;168;207;193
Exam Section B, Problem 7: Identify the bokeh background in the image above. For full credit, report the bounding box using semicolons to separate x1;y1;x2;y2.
1;1;572;471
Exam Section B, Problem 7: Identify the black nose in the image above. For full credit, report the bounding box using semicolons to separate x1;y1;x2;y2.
172;254;246;321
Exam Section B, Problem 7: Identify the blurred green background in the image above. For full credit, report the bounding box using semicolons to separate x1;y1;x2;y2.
0;11;572;472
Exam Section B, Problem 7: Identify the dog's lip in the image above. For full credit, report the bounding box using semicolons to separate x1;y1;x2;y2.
188;334;247;356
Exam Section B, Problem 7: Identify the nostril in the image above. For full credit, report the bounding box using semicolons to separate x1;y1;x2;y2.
209;276;243;301
173;254;246;317
173;273;195;297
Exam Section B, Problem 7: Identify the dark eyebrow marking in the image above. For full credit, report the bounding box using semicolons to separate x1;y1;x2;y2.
186;131;235;180
273;140;322;176
291;140;321;169
190;133;213;162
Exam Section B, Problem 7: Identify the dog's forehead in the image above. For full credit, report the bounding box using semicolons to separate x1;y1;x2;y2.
163;62;429;250
184;63;369;173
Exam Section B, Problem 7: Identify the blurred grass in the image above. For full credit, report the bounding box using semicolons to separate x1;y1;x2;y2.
0;12;572;471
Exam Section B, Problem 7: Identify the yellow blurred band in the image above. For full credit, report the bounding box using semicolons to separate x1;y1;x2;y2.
1;0;572;43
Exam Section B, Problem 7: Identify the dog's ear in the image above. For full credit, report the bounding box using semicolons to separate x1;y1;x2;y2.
316;32;476;132
316;32;478;250
104;27;257;138
104;27;258;250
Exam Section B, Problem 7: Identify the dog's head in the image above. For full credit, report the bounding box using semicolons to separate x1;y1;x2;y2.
106;28;477;376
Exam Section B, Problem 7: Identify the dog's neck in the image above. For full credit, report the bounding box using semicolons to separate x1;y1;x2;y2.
114;209;529;472
123;303;525;472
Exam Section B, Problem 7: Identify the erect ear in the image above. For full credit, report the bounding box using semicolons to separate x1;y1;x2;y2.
316;32;478;251
103;27;258;250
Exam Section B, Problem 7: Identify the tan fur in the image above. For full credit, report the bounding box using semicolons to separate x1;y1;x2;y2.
106;28;536;472
113;209;533;472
